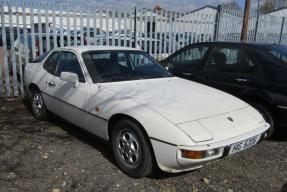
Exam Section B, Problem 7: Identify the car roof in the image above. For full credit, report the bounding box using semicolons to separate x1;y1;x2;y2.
53;45;141;53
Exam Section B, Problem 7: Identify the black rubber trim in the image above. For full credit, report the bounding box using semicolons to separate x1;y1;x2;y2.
41;91;108;121
221;145;231;158
259;132;266;142
150;137;177;147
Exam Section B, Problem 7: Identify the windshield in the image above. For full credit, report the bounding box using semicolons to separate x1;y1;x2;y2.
265;46;287;64
82;51;171;83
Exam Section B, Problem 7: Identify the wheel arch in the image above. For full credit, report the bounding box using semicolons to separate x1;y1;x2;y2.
107;113;150;143
27;83;40;97
243;94;274;111
107;113;158;165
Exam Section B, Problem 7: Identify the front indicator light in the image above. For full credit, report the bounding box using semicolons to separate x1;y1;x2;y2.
181;148;220;159
181;150;204;159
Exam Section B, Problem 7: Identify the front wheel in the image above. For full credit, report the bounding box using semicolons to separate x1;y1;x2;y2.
251;103;274;139
111;119;154;178
30;88;49;120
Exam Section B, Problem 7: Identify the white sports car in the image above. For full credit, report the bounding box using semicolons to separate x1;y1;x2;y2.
24;46;269;178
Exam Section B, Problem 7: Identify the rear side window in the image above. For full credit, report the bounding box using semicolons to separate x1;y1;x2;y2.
204;47;255;74
170;46;208;69
56;51;85;82
43;52;61;75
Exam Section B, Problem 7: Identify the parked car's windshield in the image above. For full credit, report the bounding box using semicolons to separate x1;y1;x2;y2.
82;51;171;83
265;46;287;64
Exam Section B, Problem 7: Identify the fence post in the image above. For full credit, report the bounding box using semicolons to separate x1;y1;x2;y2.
279;17;285;44
254;13;260;42
1;2;11;96
241;0;251;42
254;0;261;42
170;12;175;54
133;6;137;48
213;5;221;41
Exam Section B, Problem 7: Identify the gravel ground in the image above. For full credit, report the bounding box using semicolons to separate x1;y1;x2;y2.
0;99;287;192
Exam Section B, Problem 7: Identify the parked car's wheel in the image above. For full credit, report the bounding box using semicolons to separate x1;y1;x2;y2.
30;88;49;120
251;103;274;139
111;119;154;178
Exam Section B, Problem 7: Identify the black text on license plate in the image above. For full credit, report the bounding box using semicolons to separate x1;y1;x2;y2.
229;135;261;155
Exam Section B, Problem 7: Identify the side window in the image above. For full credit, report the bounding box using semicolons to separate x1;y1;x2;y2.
85;51;114;80
43;51;61;75
170;46;208;69
204;47;255;74
56;52;85;82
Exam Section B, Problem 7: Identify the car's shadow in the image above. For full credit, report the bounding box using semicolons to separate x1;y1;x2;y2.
22;99;287;179
271;124;287;142
48;114;116;165
44;113;194;179
49;115;287;179
281;182;287;192
23;98;184;179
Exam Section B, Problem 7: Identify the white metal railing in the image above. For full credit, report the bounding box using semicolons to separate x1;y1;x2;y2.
0;0;286;97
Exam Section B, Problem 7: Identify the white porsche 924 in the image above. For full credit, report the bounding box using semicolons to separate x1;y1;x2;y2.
24;46;269;178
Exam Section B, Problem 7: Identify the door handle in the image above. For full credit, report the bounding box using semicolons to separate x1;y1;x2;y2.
236;78;248;82
48;81;56;87
182;72;192;76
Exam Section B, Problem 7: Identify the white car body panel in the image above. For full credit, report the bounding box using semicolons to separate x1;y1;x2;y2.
109;77;248;124
86;83;194;145
24;46;269;173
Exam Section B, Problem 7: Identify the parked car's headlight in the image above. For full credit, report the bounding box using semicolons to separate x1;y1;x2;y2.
181;148;220;159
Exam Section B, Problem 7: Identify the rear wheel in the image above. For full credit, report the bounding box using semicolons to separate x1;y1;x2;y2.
251;103;274;139
111;119;154;178
30;88;49;120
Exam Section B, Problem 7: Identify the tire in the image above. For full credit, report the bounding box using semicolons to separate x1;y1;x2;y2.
111;119;154;178
251;103;274;139
30;88;49;120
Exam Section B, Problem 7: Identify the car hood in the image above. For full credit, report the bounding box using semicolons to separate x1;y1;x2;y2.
102;77;265;142
102;77;248;123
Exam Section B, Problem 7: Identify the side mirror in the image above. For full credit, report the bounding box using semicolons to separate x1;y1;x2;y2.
60;72;79;87
165;63;175;71
165;65;169;71
158;60;167;68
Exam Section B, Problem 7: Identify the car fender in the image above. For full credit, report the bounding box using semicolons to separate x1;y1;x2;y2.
102;100;197;172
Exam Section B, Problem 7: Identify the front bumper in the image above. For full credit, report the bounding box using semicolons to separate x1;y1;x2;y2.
151;123;269;173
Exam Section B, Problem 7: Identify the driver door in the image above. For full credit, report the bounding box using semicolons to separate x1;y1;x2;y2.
45;51;90;128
